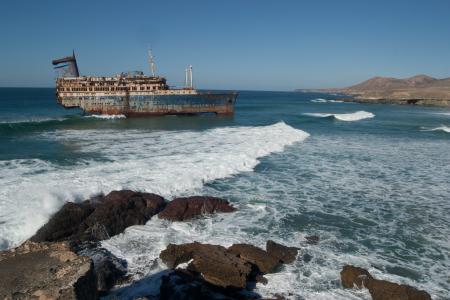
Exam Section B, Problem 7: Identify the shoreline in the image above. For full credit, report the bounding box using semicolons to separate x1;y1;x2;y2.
341;96;450;107
0;190;433;300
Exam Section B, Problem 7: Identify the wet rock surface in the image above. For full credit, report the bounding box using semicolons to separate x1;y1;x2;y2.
3;190;240;299
228;243;280;273
266;240;299;264
77;243;128;294
31;190;166;244
0;241;97;300
158;196;236;221
341;265;432;300
160;242;253;289
160;268;265;300
159;241;298;299
27;190;166;296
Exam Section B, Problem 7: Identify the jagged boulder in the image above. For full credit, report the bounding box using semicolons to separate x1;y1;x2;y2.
31;190;166;244
158;196;236;221
159;241;298;299
30;201;96;243
160;242;252;289
228;244;280;273
340;265;431;300
266;240;298;264
77;243;128;294
0;241;97;300
28;190;166;295
160;268;263;300
79;190;166;241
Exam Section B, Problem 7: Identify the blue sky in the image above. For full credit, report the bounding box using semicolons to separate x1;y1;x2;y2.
1;0;450;90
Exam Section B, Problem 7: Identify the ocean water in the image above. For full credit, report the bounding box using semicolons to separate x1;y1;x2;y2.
0;88;449;299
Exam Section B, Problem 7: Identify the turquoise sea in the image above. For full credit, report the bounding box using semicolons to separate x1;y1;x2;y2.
0;88;449;299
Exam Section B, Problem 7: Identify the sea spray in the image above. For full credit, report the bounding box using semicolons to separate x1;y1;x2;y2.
0;122;309;250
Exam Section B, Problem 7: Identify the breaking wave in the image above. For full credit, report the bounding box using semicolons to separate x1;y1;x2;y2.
310;98;344;103
304;111;375;121
0;122;309;250
85;114;127;119
0;117;68;124
421;125;450;133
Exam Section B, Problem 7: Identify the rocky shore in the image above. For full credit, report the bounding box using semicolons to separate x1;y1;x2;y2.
341;97;450;107
0;190;432;300
298;74;450;107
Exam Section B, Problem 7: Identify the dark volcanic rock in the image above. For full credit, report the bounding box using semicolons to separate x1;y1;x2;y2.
266;240;298;264
228;243;280;273
341;265;373;288
158;196;236;221
28;190;166;295
160;242;252;289
31;190;166;244
160;269;206;300
30;201;95;243
77;244;128;294
0;241;97;300
341;265;431;300
160;269;261;300
79;190;166;241
160;241;298;299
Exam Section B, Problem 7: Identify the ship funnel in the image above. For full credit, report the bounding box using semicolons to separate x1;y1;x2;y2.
52;50;80;77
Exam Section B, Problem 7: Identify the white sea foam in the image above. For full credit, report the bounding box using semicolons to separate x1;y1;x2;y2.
311;98;328;103
0;117;68;124
102;132;450;299
433;112;450;116
304;111;374;121
0;122;309;250
310;98;344;103
421;125;450;133
85;114;127;119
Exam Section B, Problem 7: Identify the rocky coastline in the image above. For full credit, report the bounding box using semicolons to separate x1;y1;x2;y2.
0;190;432;300
297;74;450;107
341;97;450;107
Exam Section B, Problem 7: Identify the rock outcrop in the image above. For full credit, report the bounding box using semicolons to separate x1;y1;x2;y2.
228;243;280;273
31;190;166;244
341;265;431;300
77;244;128;294
158;196;236;221
159;240;298;298
160;242;253;289
0;241;97;300
266;240;299;264
28;190;166;295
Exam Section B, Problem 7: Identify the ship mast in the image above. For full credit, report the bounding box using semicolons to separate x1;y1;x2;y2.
148;49;156;77
185;65;193;89
189;65;193;89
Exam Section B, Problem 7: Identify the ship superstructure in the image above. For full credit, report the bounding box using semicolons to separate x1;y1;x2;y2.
52;51;237;116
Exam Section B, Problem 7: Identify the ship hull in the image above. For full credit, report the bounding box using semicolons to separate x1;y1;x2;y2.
57;92;238;116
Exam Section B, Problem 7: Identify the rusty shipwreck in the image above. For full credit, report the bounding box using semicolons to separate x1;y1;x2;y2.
52;51;237;116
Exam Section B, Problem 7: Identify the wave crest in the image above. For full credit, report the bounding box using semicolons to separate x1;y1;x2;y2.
310;98;344;103
0;122;309;250
421;125;450;133
304;111;375;121
85;114;126;119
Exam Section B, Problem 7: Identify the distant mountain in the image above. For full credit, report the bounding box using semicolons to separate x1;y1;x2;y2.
345;75;438;92
296;74;450;107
